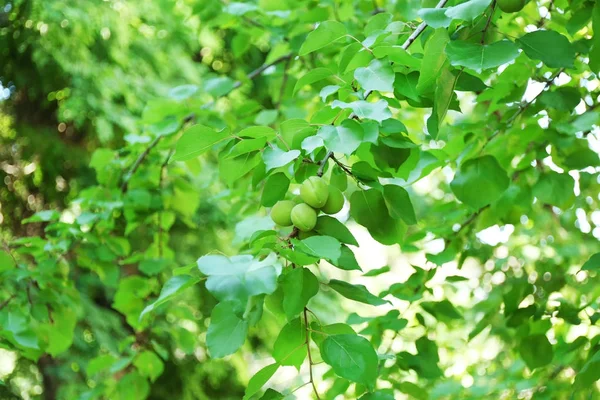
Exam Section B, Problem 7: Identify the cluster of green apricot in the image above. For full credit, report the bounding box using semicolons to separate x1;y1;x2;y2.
497;0;526;13
270;176;344;232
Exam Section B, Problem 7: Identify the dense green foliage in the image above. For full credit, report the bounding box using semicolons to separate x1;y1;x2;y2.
1;0;600;399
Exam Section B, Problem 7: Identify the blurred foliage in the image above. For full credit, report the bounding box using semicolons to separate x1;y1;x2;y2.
1;0;600;399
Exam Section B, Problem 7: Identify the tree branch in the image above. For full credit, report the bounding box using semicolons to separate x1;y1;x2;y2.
123;54;294;192
402;0;450;50
484;68;565;148
120;135;163;193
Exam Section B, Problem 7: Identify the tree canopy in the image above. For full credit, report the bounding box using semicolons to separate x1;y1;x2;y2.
1;0;600;399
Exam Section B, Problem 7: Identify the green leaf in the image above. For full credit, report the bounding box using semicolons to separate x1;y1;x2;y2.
273;318;307;369
204;76;235;97
431;67;459;138
394;72;421;102
311;323;356;346
0;250;15;272
320;85;340;102
517;30;576;68
197;253;282;310
293;68;334;95
140;275;196;319
314;216;359;246
262;147;300;171
226;138;268;158
445;0;492;21
220;152;261;185
328;279;388;306
173;125;230;162
450;155;509;209
420;300;462;322
359;391;395;400
133;351;164;382
354;59;395;93
418;8;452;28
333;246;362;271
555;111;600;135
238;126;277;140
445;40;520;73
317;120;364;155
44;308;76;356
261;173;290;207
320;334;378;390
259;389;284;400
417;28;450;94
372;46;421;69
382;185;417;225
21;210;60;224
331;100;392;122
299;21;347;56
582;253;600;271
532;172;575;209
574;351;600;389
538;87;581;112
519;334;553;370
244;363;279;400
296;235;342;262
350;189;406;245
590;3;600;73
280;268;319;320
206;301;249;358
363;266;390;277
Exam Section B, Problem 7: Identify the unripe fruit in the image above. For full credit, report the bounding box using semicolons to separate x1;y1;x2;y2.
270;200;295;226
497;0;526;13
291;203;318;232
298;230;317;240
321;186;344;214
292;195;304;204
300;176;329;208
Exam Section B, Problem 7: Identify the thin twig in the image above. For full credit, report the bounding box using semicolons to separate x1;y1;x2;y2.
317;151;333;177
121;135;163;193
276;56;292;109
235;53;293;89
402;0;450;50
157;149;174;258
303;308;321;400
483;68;565;148
0;294;15;311
480;1;496;44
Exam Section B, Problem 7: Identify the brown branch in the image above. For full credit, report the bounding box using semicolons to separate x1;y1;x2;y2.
304;307;321;400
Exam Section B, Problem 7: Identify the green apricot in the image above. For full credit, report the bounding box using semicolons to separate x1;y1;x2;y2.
298;230;317;240
300;176;329;208
270;200;295;226
292;195;304;204
497;0;526;13
291;203;318;232
321;186;344;214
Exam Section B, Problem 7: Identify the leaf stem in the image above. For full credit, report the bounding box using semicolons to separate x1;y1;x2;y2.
303;307;321;400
